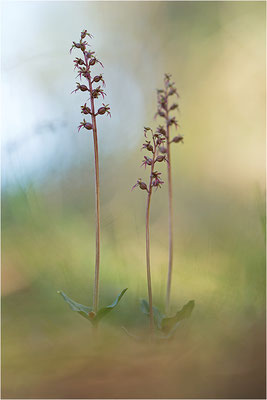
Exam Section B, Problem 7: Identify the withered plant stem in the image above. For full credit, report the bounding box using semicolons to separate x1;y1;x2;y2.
86;67;100;313
165;98;174;314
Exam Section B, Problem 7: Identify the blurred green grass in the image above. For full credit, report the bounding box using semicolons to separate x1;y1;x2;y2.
2;158;265;398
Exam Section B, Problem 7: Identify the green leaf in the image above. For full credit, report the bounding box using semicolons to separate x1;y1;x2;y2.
161;300;195;334
94;288;128;323
57;290;93;321
140;299;164;330
140;298;150;315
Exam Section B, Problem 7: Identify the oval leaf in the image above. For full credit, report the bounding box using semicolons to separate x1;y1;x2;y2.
57;290;93;321
161;300;195;334
140;299;164;329
94;288;128;323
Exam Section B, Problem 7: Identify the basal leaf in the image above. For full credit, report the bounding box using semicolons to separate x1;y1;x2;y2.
140;299;164;330
140;299;150;315
57;290;93;321
94;288;128;323
161;300;195;334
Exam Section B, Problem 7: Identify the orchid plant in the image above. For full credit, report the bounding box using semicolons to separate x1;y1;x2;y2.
155;73;186;313
130;76;195;340
57;30;127;329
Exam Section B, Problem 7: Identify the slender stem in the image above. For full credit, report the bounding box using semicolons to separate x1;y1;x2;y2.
86;67;100;313
165;98;173;314
146;188;154;335
145;138;157;335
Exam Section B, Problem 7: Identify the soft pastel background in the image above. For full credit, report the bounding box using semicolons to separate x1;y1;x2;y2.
1;1;266;398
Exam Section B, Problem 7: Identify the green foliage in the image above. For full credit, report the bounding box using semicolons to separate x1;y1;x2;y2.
140;299;195;336
140;299;164;329
57;291;93;321
161;300;195;333
94;288;128;323
58;288;128;326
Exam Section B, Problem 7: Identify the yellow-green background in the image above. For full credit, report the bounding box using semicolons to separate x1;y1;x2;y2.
2;1;265;398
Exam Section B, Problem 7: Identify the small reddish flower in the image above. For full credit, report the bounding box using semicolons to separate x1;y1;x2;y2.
88;56;104;68
151;171;164;188
74;57;85;69
76;66;90;80
81;103;92;115
155;109;166;119
89;58;97;66
141;156;153;168
70;40;88;53
132;179;148;192
154;134;165;146
172;135;184;143
91;86;106;99
78;119;93;132
169;103;179;111
81;30;93;39
84;50;95;60
142;140;153;152
156;155;166;163
97;104;111;117
156;126;166;136
93;74;105;87
72;82;89;93
159;146;167;154
167;116;178;128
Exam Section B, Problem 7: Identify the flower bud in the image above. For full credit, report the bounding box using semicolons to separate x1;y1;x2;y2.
159;146;167;154
156;155;166;162
132;179;148;192
93;75;102;83
84;123;93;130
98;107;106;115
78;119;93;132
169;103;178;111
156;126;166;136
81;103;91;115
172;135;183;143
81;30;92;39
158;110;165;118
141;156;153;168
74;57;85;67
167;117;178;127
89;58;96;66
84;51;94;59
139;182;148;191
80;84;88;92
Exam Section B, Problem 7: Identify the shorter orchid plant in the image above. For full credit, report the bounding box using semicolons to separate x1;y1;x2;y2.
132;126;167;337
58;30;127;330
126;78;195;341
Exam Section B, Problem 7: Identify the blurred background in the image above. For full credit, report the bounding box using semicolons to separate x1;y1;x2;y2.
1;1;266;398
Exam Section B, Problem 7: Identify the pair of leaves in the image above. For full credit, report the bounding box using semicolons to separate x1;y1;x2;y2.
141;299;195;336
57;288;128;325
